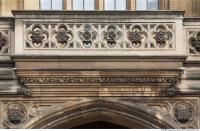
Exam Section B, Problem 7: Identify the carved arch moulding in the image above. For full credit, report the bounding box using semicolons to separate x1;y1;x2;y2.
24;23;175;50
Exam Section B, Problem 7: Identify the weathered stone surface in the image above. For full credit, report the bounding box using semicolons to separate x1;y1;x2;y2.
0;11;200;129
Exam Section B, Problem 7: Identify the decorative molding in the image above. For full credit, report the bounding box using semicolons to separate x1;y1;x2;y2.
19;76;179;85
15;70;181;97
24;23;175;50
166;84;177;96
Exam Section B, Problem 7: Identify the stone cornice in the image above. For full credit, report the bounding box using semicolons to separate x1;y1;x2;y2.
12;10;185;19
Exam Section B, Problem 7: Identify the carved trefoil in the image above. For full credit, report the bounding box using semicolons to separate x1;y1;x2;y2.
0;30;10;55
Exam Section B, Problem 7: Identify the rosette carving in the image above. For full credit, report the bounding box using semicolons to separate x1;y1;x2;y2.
103;25;123;48
152;25;173;48
55;24;73;47
172;102;195;125
4;103;27;128
26;24;48;48
127;25;147;48
0;31;9;54
78;24;97;48
189;31;200;54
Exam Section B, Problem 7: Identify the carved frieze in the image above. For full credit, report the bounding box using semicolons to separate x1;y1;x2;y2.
24;23;175;50
15;70;181;97
20;77;179;84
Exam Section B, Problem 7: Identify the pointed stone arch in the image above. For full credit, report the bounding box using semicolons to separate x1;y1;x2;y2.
23;99;176;129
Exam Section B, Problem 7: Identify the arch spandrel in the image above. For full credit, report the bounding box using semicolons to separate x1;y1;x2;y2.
21;99;177;129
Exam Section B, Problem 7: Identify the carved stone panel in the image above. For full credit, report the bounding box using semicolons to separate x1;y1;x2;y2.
1;98;198;129
24;23;175;50
0;30;10;55
15;70;181;97
188;30;200;54
173;102;194;124
3;103;27;128
25;24;49;48
171;101;196;128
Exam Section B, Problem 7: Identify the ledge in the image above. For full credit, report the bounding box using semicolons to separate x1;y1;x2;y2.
0;17;14;25
184;17;200;22
12;55;187;61
0;17;14;20
12;10;185;19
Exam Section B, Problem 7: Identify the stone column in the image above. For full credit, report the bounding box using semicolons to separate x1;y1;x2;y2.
129;0;135;10
0;101;2;128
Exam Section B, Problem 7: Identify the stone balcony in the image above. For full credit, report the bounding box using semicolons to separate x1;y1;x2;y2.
12;11;185;57
0;11;200;97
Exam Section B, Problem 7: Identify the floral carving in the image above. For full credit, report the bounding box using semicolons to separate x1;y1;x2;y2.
189;32;200;54
26;24;48;48
25;23;174;49
30;25;45;46
0;30;9;54
172;102;194;124
152;25;173;48
20;77;179;84
127;25;147;48
5;103;27;125
103;25;122;48
55;24;73;47
78;24;97;48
